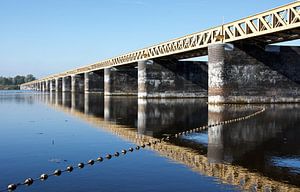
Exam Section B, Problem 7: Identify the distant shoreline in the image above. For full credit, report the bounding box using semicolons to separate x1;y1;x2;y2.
0;85;20;90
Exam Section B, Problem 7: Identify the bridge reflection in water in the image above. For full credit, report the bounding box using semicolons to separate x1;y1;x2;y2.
38;92;300;192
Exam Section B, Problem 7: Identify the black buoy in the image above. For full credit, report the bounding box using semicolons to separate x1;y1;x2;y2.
78;163;84;169
67;166;73;172
40;174;48;181
88;160;95;165
24;178;34;186
7;184;17;191
54;169;62;176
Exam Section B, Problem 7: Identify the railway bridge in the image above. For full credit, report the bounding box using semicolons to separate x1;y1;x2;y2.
21;2;300;103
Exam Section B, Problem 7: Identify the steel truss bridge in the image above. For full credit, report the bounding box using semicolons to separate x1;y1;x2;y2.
23;2;300;85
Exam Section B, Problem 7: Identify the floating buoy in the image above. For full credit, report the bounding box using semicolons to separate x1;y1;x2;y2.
8;184;17;191
78;163;84;168
67;166;73;172
54;169;62;176
24;178;33;186
40;174;48;181
88;159;95;165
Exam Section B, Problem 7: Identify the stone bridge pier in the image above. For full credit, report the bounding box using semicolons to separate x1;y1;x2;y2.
208;43;300;103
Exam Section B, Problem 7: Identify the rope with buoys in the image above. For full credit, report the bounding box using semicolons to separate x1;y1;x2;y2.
1;105;265;191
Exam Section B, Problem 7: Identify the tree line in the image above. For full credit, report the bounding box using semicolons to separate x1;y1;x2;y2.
0;74;36;85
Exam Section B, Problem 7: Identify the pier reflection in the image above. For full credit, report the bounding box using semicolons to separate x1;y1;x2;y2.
36;92;300;191
137;99;207;137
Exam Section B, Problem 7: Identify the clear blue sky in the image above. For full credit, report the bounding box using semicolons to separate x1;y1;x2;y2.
0;0;298;78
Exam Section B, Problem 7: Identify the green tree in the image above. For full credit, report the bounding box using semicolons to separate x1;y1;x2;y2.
24;74;36;83
0;74;36;85
13;75;25;85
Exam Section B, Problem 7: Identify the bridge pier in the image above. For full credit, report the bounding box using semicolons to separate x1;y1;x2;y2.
40;82;43;91
45;81;50;92
84;71;104;93
71;74;84;93
37;83;41;91
62;76;71;92
55;78;62;92
104;65;137;96
50;79;56;92
208;43;300;103
42;82;47;92
138;59;207;98
40;82;43;92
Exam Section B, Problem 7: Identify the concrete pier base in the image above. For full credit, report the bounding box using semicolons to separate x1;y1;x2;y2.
138;59;207;98
208;43;300;103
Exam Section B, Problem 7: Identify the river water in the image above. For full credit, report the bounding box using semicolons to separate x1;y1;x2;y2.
0;90;299;191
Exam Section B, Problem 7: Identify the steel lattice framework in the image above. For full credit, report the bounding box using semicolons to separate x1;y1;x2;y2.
23;2;300;85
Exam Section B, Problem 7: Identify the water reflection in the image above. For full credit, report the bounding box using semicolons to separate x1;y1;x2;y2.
104;96;137;127
18;92;300;191
138;99;207;137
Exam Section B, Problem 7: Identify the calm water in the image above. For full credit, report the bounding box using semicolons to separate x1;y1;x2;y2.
0;91;299;191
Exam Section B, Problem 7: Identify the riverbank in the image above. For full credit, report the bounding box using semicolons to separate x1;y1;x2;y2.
0;85;19;90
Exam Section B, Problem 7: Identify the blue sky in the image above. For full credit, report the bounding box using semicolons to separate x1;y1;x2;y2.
0;0;297;78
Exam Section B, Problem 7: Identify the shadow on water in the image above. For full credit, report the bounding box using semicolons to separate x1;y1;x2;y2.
17;92;300;191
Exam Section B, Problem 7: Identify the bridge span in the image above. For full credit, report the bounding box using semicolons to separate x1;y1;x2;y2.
21;2;300;103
